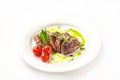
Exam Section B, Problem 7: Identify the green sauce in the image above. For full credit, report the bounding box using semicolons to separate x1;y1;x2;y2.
48;27;65;33
67;29;85;45
48;28;57;32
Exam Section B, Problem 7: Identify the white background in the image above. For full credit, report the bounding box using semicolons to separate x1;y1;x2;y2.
0;0;120;80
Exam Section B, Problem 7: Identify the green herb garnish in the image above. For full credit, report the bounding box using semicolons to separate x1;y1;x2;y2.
39;29;49;45
69;55;73;57
80;47;85;50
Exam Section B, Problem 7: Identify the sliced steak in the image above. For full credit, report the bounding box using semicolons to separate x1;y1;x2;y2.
50;36;56;51
61;38;80;55
37;40;43;47
63;32;70;37
68;38;80;52
34;35;42;47
55;38;62;52
52;32;61;38
60;32;71;40
34;35;47;47
61;41;68;54
34;35;40;43
50;32;61;51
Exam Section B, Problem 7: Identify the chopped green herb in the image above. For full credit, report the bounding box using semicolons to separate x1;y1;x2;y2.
70;55;73;57
64;38;69;42
80;47;85;50
80;44;85;46
77;52;81;56
70;58;74;61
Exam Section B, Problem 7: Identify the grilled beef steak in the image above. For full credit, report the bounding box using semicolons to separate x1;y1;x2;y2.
50;36;56;51
55;38;62;52
61;38;80;55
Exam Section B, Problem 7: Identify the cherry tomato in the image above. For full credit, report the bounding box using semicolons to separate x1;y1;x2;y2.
43;46;52;54
41;54;49;62
33;46;42;56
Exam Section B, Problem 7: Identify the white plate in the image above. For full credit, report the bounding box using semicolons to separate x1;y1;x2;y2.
21;22;101;73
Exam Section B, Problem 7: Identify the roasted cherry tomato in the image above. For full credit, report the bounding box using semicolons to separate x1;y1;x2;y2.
41;54;49;62
43;46;52;54
33;46;42;56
